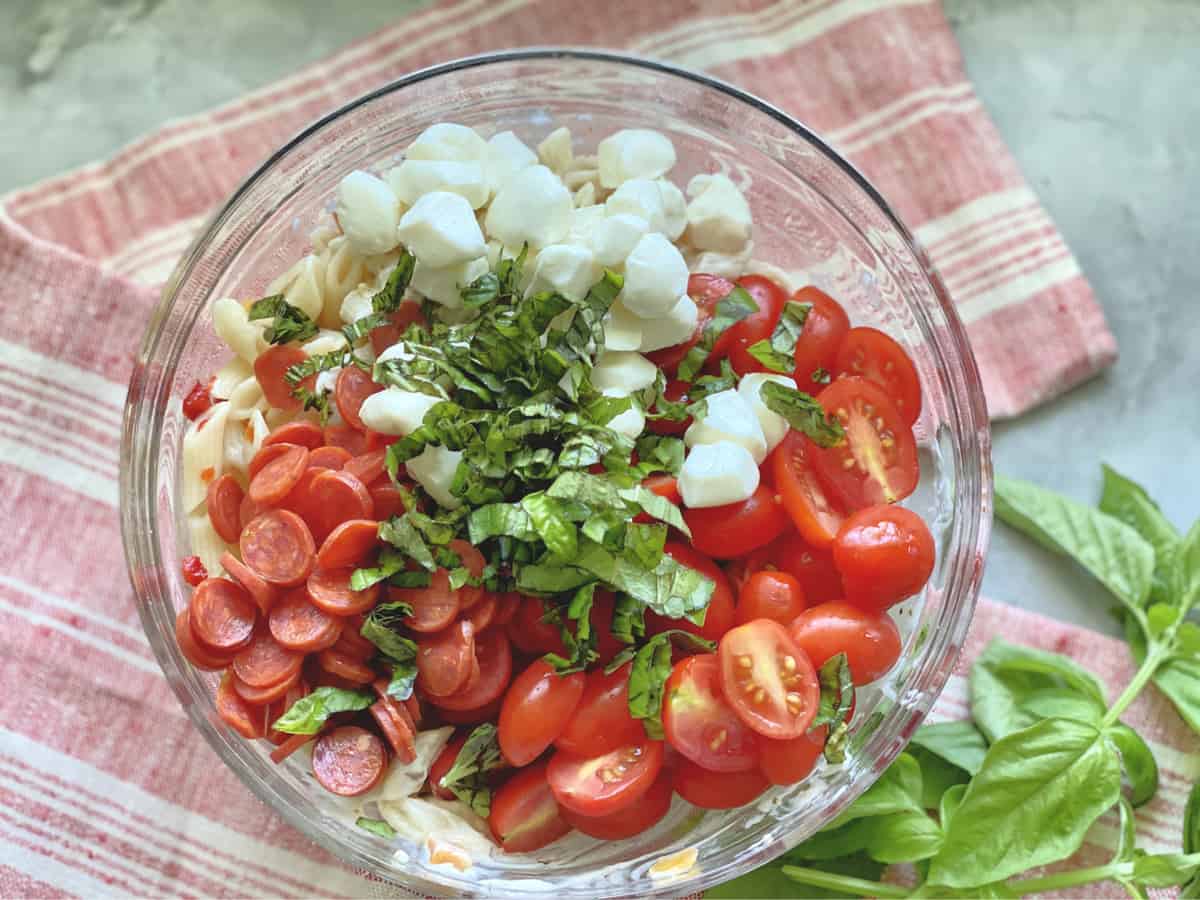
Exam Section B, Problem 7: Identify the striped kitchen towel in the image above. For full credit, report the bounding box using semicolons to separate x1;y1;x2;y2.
0;1;1165;897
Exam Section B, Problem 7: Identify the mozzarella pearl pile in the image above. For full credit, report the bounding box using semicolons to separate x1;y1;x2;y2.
332;122;760;511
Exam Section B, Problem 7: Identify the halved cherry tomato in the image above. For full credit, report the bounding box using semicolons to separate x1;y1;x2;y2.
771;431;846;548
645;543;735;643
768;533;844;604
647;380;693;436
727;275;788;374
370;300;427;356
719;619;819;740
646;274;737;374
662;654;759;772
758;727;826;786
789;601;901;685
808;377;918;510
684;484;790;560
432;628;513;712
416;621;475;698
507;596;567;656
489;762;571;853
254;345;312;412
561;770;674;840
547;739;664;817
789;287;850;391
832;505;934;613
722;544;775;595
674;758;769;809
556;663;644;757
498;659;585;766
428;734;466;799
736;571;807;626
834;327;921;427
334;366;382;432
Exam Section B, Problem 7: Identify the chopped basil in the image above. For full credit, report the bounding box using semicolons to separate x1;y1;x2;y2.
271;686;374;734
543;583;599;674
760;380;844;447
677;285;759;382
811;652;855;730
246;295;319;344
371;251;416;314
385;660;417;702
439;723;506;818
360;601;418;664
811;367;832;385
620;631;716;738
355;817;396;839
747;300;811;373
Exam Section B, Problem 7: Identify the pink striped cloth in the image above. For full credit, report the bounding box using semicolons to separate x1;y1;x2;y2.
0;0;1183;897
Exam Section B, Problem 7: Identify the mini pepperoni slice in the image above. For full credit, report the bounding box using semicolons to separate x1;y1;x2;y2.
254;345;311;412
333;623;377;661
220;551;278;615
448;540;486;609
390;572;460;633
403;694;422;728
269;588;344;652
317;519;379;570
307;568;380;617
343;450;387;487
206;474;245;543
433;628;512;712
249;442;296;480
249;444;309;506
240;509;316;587
464;593;497;634
491;592;521;627
373;681;418;734
417;621;475;698
308;446;352;470
312;726;386;796
335;366;383;432
233;667;301;705
233;631;304;688
263;420;325;450
174;607;233;670
302;469;375;545
216;671;267;739
368;482;405;521
369;698;417;763
318;648;377;684
189;577;257;653
324;423;369;456
269;732;315;764
239;493;267;532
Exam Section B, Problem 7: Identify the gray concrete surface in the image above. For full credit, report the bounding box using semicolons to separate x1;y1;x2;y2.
4;0;1198;635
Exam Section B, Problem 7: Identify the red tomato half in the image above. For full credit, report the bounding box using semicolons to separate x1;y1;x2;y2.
834;327;922;427
489;762;571;853
645;543;735;643
769;533;845;604
546;739;664;817
662;654;759;772
808;377;918;510
684;484;790;560
507;596;567;656
759;727;827;786
832;505;935;613
555;663;645;756
735;571;807;626
428;734;466;799
498;660;585;767
562;771;674;840
674;759;770;809
770;431;846;548
789;287;850;391
726;275;789;374
370;300;427;356
646;274;737;374
789;601;901;685
718;620;819;740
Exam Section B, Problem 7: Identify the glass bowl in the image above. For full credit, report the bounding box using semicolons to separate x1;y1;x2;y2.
121;48;991;898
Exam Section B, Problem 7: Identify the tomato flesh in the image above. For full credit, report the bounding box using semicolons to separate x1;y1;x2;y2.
735;570;807;626
546;739;664;817
498;660;585;766
789;287;850;391
834;326;922;427
809;377;918;510
556;663;644;756
662;655;759;772
645;543;735;642
683;484;790;560
674;759;770;809
768;533;845;604
758;727;827;786
771;431;846;547
832;504;935;613
561;771;674;840
726;275;788;375
718;619;819;740
789;601;901;685
489;762;571;853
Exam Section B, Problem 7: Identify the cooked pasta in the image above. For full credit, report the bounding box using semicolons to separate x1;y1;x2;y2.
180;400;231;513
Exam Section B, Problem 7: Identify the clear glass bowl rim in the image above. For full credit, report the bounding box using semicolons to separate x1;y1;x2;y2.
120;47;993;898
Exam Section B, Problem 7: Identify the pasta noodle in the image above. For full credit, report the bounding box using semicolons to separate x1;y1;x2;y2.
211;297;266;364
210;358;252;400
320;236;371;328
219;376;267;476
185;510;232;576
180;400;231;513
280;254;327;322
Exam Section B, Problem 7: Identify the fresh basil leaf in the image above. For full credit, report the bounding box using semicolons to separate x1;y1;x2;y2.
1131;853;1200;888
747;300;810;373
634;434;685;476
969;638;1107;743
1126;613;1200;736
521;493;578;559
910;720;988;775
860;810;944;864
1017;686;1105;726
355;816;396;839
623;522;667;571
515;561;594;595
619;484;691;538
247;294;320;344
467;502;538;544
461;271;500;308
760;381;843;448
378;515;436;572
570;538;715;622
938;783;967;832
1104;723;1158;807
292;386;332;423
677;285;758;381
708;853;883;900
385;660;417;701
371;252;416;314
285;347;354;386
350;543;404;591
626;632;676;739
1183;518;1200;606
438;722;505;816
1101;464;1182;606
610;594;646;645
272;686;374;734
360;601;418;663
746;340;793;374
909;745;971;809
811;652;854;730
342;311;391;345
1186;781;1200;855
927;717;1122;888
543;583;599;675
836;752;924;824
994;475;1155;612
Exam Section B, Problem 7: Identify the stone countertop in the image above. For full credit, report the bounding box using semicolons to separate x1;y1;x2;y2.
4;0;1197;636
